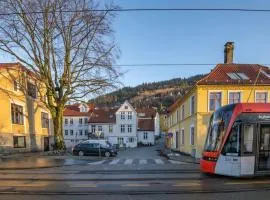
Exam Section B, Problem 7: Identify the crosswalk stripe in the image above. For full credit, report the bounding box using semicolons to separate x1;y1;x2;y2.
155;159;164;164
88;160;106;165
139;159;147;164
124;159;133;164
109;159;120;165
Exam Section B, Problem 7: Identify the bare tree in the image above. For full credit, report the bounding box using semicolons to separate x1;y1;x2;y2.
0;0;121;149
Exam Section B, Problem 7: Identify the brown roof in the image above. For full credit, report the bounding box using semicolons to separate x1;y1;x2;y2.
197;64;270;85
138;118;154;131
136;108;156;118
63;108;90;117
88;108;117;123
168;64;270;114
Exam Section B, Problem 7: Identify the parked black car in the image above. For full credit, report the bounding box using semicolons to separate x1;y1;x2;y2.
73;142;117;157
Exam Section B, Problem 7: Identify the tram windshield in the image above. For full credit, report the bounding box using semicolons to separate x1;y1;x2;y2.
204;104;235;152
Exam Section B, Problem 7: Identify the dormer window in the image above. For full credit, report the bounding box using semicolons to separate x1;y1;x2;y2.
125;106;128;109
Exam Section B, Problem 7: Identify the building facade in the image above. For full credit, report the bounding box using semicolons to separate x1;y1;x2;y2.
167;42;270;158
63;101;160;148
0;63;52;153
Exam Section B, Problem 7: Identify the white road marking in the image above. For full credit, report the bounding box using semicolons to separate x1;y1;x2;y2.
88;160;106;165
155;159;164;164
168;160;187;164
109;159;120;165
139;159;147;164
124;159;133;164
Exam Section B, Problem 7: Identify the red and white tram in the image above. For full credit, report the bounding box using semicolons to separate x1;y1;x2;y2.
200;103;270;177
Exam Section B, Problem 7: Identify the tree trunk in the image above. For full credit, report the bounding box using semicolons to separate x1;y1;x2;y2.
52;107;66;150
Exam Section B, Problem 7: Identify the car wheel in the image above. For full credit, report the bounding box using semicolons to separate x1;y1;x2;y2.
105;151;111;158
78;151;84;156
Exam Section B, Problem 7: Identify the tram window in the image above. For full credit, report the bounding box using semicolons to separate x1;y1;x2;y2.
222;124;240;156
243;124;254;154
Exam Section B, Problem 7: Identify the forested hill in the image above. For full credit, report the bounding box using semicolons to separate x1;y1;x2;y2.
89;74;205;112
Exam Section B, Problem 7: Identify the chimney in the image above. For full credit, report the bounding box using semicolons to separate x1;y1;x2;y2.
224;42;234;64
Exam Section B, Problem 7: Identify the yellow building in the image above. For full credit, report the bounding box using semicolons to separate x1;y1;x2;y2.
167;42;270;158
0;63;53;153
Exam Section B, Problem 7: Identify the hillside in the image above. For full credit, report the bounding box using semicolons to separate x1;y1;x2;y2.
89;74;205;112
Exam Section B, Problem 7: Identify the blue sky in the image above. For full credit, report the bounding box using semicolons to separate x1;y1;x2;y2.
111;0;270;87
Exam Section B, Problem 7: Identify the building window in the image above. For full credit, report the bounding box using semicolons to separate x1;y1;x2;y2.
13;136;26;148
91;125;96;133
190;96;195;115
11;103;24;125
84;118;88;124
98;125;102;132
27;81;37;99
229;92;241;104
41;112;49;128
121;124;125;133
70;118;73;125
128;112;132;120
85;130;88;136
109;124;113;133
79;118;83;125
181;129;185;145
118;137;124;144
176;110;179;122
209;92;222;111
129;137;134;143
143;132;148;140
256;92;267;103
65;130;68;136
190;126;195;145
125;106;128;109
181;105;185;120
65;118;68;125
79;130;83;136
14;80;18;91
127;124;132;133
70;130;74;136
121;112;125;120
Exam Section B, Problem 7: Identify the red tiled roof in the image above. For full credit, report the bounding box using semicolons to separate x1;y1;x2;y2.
136;108;156;118
63;108;90;116
89;108;117;123
197;64;270;85
138;118;154;131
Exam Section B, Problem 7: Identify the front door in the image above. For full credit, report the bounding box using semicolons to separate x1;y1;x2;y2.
44;137;49;151
258;124;270;171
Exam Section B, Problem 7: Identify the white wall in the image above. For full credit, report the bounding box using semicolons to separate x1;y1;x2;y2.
155;113;160;137
138;131;155;145
63;116;89;148
114;101;137;148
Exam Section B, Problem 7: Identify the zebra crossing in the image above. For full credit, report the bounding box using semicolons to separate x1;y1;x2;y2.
88;158;186;165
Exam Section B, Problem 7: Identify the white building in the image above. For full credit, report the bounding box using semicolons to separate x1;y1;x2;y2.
63;101;160;148
137;118;155;145
63;103;91;148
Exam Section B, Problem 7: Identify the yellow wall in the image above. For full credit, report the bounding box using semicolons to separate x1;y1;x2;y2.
0;68;52;152
167;85;270;158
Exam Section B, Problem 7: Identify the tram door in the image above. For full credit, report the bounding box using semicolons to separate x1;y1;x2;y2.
258;124;270;171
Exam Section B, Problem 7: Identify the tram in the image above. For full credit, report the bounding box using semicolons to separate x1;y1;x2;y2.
200;103;270;177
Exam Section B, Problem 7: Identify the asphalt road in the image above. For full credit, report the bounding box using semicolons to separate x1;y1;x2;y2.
0;140;270;199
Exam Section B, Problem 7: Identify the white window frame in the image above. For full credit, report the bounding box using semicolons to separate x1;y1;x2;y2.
255;90;268;103
228;91;242;104
109;124;113;133
120;112;125;120
120;124;125;133
127;124;132;133
143;132;148;140
190;95;195;115
190;124;195;145
208;90;223;112
181;105;185;121
127;111;132;120
181;128;185;145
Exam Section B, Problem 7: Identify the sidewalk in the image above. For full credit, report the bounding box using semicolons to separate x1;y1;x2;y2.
160;148;200;164
0;151;103;170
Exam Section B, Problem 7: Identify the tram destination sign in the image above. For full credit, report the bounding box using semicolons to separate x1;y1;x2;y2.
258;114;270;120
